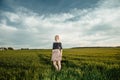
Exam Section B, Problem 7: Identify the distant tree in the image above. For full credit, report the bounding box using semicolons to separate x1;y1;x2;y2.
21;48;29;50
0;47;7;50
8;47;14;50
4;47;8;50
116;46;120;48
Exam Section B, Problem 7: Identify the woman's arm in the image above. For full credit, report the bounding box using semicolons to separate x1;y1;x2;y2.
60;49;62;56
60;43;62;56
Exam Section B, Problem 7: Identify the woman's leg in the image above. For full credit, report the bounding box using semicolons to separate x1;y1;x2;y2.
53;61;58;70
58;61;61;71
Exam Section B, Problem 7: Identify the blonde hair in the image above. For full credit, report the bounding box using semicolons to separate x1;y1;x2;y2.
55;35;60;41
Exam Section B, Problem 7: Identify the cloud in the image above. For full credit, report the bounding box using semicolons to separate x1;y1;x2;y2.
0;0;120;48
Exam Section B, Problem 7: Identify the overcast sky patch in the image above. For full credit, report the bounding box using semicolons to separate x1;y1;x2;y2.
0;0;120;49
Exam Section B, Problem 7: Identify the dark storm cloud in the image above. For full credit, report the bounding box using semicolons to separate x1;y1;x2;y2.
0;0;99;14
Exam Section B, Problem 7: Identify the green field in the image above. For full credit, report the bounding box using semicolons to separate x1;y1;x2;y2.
0;48;120;80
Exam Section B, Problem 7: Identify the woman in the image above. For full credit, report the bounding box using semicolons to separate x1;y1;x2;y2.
51;35;62;71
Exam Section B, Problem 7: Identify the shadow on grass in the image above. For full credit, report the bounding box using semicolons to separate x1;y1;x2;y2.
0;61;30;70
114;53;120;60
105;68;120;80
38;54;51;65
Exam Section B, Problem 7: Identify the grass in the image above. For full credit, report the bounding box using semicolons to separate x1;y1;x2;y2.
0;48;120;80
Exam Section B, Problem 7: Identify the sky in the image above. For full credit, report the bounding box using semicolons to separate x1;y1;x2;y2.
0;0;120;49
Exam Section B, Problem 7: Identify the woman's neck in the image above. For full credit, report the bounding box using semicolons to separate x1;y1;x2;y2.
55;40;60;42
